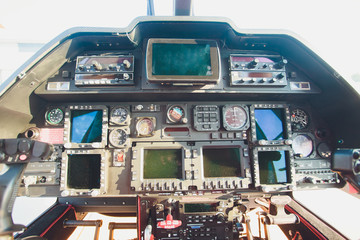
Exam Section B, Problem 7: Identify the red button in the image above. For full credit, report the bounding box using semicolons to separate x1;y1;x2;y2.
19;154;28;161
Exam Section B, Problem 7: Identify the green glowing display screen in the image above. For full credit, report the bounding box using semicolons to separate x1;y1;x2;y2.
143;149;182;179
203;148;242;178
152;43;212;76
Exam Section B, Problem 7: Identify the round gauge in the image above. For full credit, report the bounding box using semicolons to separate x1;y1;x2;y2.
136;118;155;136
291;109;309;130
223;105;248;130
167;106;185;123
292;134;313;158
109;129;127;147
46;108;64;125
110;107;128;125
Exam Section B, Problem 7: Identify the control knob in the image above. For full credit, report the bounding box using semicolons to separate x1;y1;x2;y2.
123;59;131;69
247;59;259;69
274;59;288;69
92;60;103;71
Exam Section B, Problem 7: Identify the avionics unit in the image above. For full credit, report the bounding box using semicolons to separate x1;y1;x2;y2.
229;55;288;87
252;146;295;191
131;142;186;192
63;105;108;149
146;39;220;84
60;149;107;196
75;55;134;86
130;141;251;192
250;104;292;145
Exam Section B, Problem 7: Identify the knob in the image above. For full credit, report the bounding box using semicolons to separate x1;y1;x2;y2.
123;73;130;81
108;64;115;70
276;73;284;79
353;151;360;159
123;59;131;69
248;78;255;83
354;163;360;174
270;78;277;83
216;213;225;222
92;61;103;71
274;59;288;69
247;59;259;69
259;78;266;83
78;65;85;71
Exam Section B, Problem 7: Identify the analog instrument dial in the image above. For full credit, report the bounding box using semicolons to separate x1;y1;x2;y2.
136;118;155;137
109;129;128;147
167;106;185;123
46;108;64;125
291;109;309;130
110;107;128;125
292;134;313;158
223;105;248;130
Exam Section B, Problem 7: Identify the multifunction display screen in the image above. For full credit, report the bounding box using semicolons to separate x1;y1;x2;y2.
143;149;182;179
67;154;101;189
255;108;285;140
70;110;103;143
258;150;290;184
203;148;242;177
152;43;212;76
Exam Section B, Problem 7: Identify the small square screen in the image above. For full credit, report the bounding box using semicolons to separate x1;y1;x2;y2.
203;148;242;178
70;110;103;143
152;43;212;76
255;108;285;140
143;149;182;179
67;154;101;189
258;150;290;184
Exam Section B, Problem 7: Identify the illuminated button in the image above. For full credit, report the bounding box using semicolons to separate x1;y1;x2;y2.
19;154;28;161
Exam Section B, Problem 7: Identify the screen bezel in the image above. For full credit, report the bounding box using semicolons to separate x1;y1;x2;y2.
61;149;107;196
250;104;292;144
252;146;295;189
146;38;220;84
63;105;108;149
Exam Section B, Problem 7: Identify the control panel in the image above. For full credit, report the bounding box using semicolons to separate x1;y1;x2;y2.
74;56;134;86
17;100;339;197
230;55;288;87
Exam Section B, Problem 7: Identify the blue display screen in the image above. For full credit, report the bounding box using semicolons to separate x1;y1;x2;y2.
255;109;285;140
70;110;103;143
258;150;289;184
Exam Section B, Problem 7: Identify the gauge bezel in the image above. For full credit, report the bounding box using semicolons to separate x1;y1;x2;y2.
250;103;292;145
61;149;107;197
63;105;108;149
45;107;65;126
222;104;249;131
166;105;187;124
252;146;295;191
135;117;156;137
108;128;129;148
291;133;316;158
109;106;130;125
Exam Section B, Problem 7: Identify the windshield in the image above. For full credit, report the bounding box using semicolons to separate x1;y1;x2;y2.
1;0;359;85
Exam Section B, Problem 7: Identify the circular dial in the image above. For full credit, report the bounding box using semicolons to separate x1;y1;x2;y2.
167;106;185;123
291;109;309;130
46;108;64;125
110;107;128;125
136;118;155;136
109;129;127;147
223;106;248;130
292;134;313;158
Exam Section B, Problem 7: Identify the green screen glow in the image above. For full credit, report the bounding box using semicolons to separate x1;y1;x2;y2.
203;148;241;177
143;149;182;179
